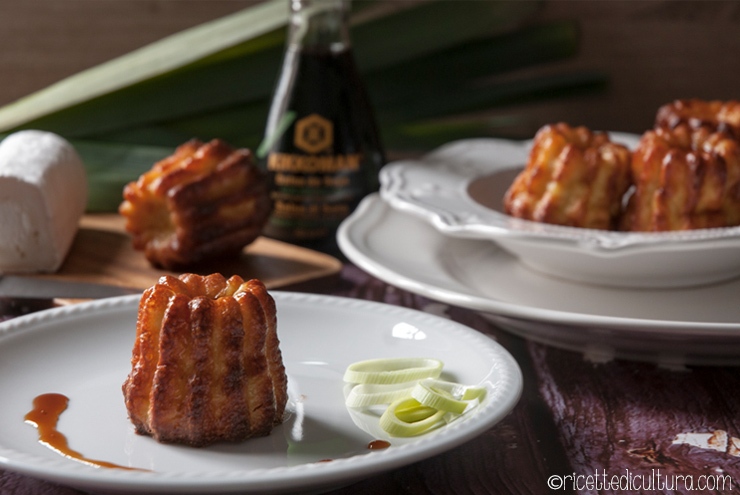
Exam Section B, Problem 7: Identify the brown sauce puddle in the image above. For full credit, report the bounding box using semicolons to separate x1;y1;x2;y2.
25;393;142;471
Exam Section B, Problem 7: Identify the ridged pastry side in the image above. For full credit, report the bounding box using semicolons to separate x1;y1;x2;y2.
242;278;288;423
656;99;740;140
504;123;632;230
621;125;740;231
122;274;287;447
119;139;272;270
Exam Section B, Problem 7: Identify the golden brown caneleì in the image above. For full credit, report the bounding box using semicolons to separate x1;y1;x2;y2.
503;123;632;230
119;139;272;270
122;273;288;447
655;98;740;139
621;124;740;231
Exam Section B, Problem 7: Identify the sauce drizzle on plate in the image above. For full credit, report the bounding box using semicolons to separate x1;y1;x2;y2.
24;393;141;471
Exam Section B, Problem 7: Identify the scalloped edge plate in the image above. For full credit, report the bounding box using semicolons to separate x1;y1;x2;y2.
0;293;521;494
379;137;740;288
337;194;740;366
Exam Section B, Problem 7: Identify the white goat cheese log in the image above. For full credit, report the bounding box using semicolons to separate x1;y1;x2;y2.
0;130;87;273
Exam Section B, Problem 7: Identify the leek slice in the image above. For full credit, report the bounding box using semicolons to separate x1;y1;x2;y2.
343;357;443;385
0;0;289;134
411;379;486;415
379;398;446;437
343;357;486;438
344;382;415;408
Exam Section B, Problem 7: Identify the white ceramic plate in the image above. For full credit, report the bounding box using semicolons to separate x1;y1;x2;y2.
337;194;740;365
380;137;740;288
0;293;522;494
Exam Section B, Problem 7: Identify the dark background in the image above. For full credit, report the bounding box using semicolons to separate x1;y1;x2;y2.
1;0;738;145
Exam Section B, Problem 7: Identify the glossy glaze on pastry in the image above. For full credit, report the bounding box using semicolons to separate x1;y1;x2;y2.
504;123;632;230
622;124;740;231
122;273;287;447
656;99;740;139
119;139;271;270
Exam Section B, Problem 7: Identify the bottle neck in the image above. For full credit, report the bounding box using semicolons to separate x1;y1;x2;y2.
288;0;351;53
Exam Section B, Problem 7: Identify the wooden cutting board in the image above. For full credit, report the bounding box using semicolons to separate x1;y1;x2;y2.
34;214;343;291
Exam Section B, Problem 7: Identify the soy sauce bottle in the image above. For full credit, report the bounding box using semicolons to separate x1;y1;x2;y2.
260;0;385;244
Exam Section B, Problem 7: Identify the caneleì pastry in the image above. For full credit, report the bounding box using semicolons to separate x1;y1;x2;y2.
504;101;740;233
122;273;288;447
503;123;632;230
119;139;271;270
621;124;740;231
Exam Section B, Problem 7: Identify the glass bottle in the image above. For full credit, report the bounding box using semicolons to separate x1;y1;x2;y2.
260;0;385;244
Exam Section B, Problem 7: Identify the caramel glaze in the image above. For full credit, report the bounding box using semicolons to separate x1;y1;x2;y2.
25;393;141;471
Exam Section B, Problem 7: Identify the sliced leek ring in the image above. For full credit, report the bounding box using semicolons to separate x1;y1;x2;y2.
379;398;446;437
345;382;415;408
343;357;487;438
343;357;443;385
411;379;486;414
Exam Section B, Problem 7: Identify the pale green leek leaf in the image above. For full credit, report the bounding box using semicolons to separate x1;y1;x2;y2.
364;21;581;107
0;132;170;212
72;139;173;212
0;1;542;140
84;20;583;151
0;0;606;212
0;0;289;133
351;0;542;72
376;70;607;125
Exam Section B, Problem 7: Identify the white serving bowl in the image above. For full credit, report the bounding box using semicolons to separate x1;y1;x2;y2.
379;137;740;289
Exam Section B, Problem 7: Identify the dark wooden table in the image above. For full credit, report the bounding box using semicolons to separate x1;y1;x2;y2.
2;262;739;495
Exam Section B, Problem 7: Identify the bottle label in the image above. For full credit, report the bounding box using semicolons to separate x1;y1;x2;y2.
266;113;366;240
294;113;333;154
268;152;360;176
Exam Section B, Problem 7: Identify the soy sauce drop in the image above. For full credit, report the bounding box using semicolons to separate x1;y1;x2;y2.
367;439;391;450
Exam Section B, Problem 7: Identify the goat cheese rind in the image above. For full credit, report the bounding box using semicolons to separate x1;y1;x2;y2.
0;131;87;273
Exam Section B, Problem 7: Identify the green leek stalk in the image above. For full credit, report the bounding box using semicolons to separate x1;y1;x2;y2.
0;0;606;212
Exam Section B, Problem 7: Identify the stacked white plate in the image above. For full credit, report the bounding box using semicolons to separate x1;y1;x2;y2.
337;137;740;366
